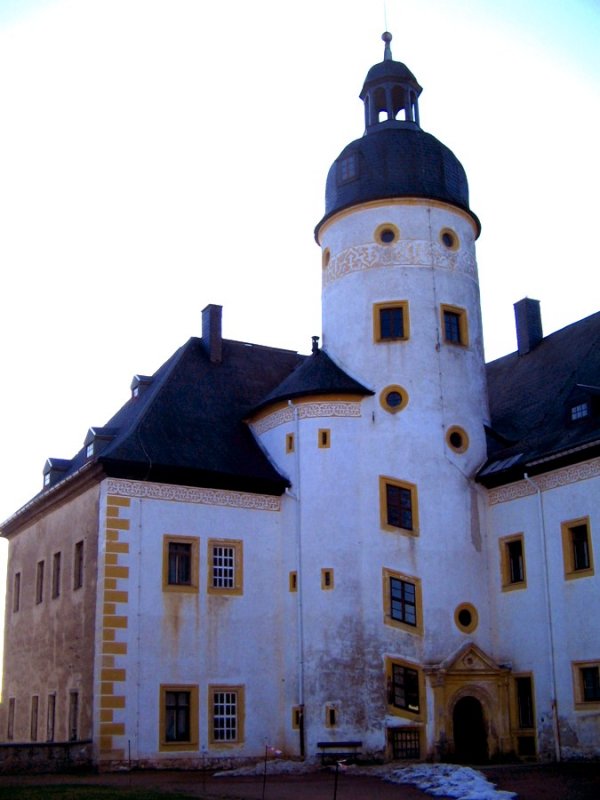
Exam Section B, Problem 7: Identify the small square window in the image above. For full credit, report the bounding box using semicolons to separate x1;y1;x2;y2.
573;662;600;708
570;402;590;421
209;685;244;745
561;518;594;579
500;534;527;590
163;536;199;593
207;539;243;595
374;302;409;342
160;684;199;751
380;477;418;535
441;304;468;346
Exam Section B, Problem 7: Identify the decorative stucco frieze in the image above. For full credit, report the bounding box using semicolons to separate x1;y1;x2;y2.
488;458;600;505
323;241;476;286
251;401;362;435
105;478;281;511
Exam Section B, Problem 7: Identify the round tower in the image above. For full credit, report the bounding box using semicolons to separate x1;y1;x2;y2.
307;34;493;760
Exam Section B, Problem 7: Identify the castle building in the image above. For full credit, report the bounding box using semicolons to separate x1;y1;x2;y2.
1;34;599;770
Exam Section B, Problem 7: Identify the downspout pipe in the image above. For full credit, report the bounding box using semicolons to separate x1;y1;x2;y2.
524;473;561;762
288;401;306;758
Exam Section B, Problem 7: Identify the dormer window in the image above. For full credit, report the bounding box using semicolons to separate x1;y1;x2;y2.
337;153;358;185
86;443;94;458
44;474;50;487
570;402;590;422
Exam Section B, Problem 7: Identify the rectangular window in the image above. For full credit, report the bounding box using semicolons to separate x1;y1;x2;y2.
338;153;357;184
207;539;243;595
441;304;468;346
325;704;337;727
47;694;56;742
562;517;594;579
52;552;61;599
68;691;79;741
389;727;421;760
374;301;409;342
30;696;39;742
292;706;303;730
210;686;244;745
289;571;298;592
570;402;590;421
7;698;15;741
13;572;21;613
582;667;600;702
318;428;331;448
515;676;535;729
321;568;334;590
573;662;600;708
36;560;45;604
383;569;423;634
500;534;527;590
162;535;199;593
160;684;199;751
168;542;192;585
73;540;84;590
390;577;417;626
286;433;295;453
390;663;420;714
380;476;418;534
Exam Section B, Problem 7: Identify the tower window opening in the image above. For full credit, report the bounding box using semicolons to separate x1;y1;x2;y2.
374;223;400;246
441;305;468;346
338;153;358;184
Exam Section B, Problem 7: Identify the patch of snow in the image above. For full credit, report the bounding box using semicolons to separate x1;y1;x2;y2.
214;759;517;799
386;764;517;800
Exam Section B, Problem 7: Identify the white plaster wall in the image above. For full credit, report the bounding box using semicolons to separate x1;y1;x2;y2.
486;463;600;758
96;480;301;763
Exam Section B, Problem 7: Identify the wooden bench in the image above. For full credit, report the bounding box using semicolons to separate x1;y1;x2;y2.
316;740;362;765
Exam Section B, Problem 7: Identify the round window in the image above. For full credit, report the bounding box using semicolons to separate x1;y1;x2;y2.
440;227;459;251
454;603;478;633
375;223;400;246
446;426;469;454
380;385;408;414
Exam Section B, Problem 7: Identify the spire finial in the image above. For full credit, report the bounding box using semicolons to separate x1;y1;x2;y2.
382;31;393;61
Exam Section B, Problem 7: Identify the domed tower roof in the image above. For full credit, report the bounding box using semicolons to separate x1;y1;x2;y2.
315;32;479;238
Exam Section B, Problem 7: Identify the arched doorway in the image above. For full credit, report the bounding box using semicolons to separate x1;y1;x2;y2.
453;696;488;763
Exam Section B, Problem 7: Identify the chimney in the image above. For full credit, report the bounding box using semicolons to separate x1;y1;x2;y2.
202;304;223;363
514;298;543;356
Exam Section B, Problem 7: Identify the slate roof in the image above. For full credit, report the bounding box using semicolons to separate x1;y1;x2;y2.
479;311;600;486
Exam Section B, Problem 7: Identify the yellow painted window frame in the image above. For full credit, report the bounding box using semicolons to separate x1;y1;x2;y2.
325;703;338;728
291;705;303;730
440;303;469;347
159;683;199;752
379;476;419;536
509;672;536;733
561;517;594;579
572;661;600;710
321;568;334;590
207;539;244;596
379;385;409;414
162;535;199;594
454;603;479;634
499;533;527;591
382;568;423;635
318;428;331;448
373;301;410;343
385;656;426;722
286;433;295;454
289;571;298;592
208;684;245;747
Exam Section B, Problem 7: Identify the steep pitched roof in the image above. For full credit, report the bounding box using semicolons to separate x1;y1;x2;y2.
253;348;373;412
479;311;600;486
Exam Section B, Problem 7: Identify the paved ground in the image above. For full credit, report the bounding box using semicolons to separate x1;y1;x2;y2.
1;762;600;799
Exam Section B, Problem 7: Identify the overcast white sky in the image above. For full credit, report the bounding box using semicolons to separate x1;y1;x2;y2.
0;0;599;539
